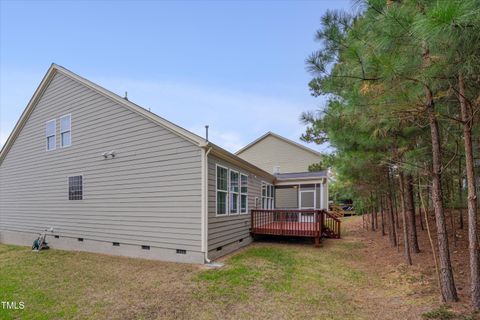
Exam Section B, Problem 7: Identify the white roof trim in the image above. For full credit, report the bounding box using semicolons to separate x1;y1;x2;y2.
235;131;322;157
0;64;207;163
275;178;327;186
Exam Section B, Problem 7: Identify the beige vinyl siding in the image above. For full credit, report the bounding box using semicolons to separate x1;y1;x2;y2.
207;155;273;253
236;134;321;174
0;72;202;252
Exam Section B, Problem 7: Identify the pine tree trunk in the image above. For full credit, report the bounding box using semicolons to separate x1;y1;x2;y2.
399;171;413;265
458;155;464;230
380;194;386;236
459;73;480;310
425;84;459;302
417;181;425;231
371;204;375;231
406;174;420;253
387;171;397;247
393;188;400;229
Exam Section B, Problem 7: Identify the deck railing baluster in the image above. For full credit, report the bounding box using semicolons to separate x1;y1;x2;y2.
250;209;341;245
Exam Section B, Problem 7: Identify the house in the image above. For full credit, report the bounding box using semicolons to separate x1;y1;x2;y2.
0;64;331;264
236;132;328;214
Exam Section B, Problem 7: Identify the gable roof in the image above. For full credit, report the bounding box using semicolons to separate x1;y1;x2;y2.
235;131;322;157
0;64;275;180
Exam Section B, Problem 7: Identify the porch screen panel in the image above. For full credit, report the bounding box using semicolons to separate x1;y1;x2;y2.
301;191;314;208
275;187;298;209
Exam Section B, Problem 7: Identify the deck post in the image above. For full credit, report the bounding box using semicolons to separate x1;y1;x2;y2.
337;219;341;239
314;210;321;247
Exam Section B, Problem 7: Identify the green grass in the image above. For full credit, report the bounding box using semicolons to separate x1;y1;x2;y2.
422;305;478;320
422;306;456;319
194;241;379;320
198;247;295;300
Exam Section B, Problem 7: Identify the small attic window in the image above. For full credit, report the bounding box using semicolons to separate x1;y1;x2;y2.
46;119;56;151
60;114;71;147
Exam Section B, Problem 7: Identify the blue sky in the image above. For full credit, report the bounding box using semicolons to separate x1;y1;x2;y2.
0;0;351;152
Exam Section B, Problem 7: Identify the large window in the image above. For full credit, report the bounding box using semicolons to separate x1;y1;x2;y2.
60;115;71;147
229;170;239;214
240;174;248;213
68;176;83;200
46;119;56;151
262;182;274;209
216;165;249;216
216;165;228;215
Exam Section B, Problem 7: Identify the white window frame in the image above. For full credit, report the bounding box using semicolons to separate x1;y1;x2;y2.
229;169;240;215
240;173;248;214
215;164;229;216
60;114;72;148
67;175;84;200
45;119;56;151
299;184;316;209
261;181;274;209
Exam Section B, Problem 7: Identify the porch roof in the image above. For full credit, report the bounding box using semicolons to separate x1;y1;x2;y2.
274;171;327;181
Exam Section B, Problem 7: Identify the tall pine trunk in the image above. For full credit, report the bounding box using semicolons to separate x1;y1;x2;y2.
380;194;386;236
387;170;398;247
458;155;464;230
405;174;420;253
425;84;458;302
399;171;413;265
459;73;480;310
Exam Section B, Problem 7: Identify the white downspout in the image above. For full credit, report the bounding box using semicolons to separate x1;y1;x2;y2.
201;145;213;263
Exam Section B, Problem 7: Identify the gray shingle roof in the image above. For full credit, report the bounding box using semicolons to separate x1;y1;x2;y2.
275;171;327;180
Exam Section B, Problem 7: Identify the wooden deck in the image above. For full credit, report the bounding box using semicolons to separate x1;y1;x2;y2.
251;221;320;237
250;209;341;247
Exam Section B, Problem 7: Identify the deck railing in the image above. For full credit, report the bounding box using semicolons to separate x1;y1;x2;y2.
250;209;341;247
323;211;341;239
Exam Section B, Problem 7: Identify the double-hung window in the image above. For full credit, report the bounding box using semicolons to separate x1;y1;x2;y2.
261;182;274;209
229;170;239;214
46;119;56;151
60;115;71;147
240;174;248;213
216;165;250;216
216;165;228;215
68;176;83;200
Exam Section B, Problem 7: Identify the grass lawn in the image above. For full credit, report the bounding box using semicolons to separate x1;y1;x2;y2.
0;217;465;320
